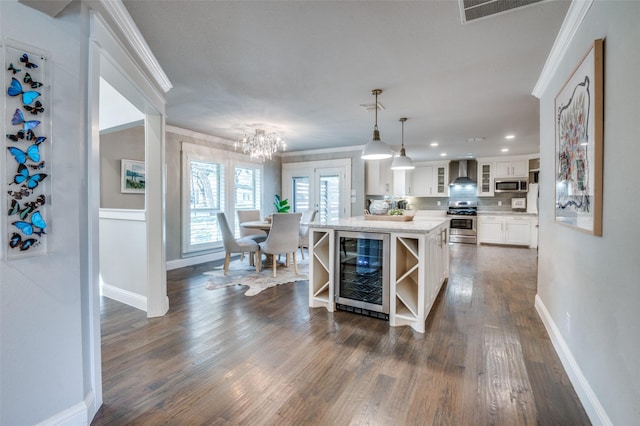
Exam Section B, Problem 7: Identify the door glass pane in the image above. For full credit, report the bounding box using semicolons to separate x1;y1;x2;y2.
319;174;340;223
292;176;310;212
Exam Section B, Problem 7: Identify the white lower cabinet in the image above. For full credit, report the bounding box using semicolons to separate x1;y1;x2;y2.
390;227;448;333
309;229;334;311
477;215;532;247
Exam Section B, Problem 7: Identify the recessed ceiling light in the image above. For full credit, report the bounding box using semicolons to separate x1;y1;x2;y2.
465;153;474;158
430;142;439;147
440;152;447;157
501;148;509;152
505;134;515;140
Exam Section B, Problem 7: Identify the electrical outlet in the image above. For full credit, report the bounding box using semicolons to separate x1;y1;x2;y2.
566;312;571;333
498;201;503;206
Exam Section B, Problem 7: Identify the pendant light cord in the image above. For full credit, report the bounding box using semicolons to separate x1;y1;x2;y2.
374;90;379;131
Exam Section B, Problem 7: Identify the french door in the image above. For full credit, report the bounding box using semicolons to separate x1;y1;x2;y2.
282;159;351;222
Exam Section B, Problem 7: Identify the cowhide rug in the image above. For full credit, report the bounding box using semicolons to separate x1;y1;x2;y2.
203;257;309;296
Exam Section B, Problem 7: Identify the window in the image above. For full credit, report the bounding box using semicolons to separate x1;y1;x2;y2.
181;142;263;254
186;160;225;252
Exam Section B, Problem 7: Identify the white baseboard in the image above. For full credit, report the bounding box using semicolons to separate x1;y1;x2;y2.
166;251;225;270
100;280;147;312
534;295;612;426
35;391;95;426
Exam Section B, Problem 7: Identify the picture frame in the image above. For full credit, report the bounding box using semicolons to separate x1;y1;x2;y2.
121;159;145;193
554;39;603;236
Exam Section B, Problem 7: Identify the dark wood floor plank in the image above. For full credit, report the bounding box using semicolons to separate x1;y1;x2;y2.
92;244;590;425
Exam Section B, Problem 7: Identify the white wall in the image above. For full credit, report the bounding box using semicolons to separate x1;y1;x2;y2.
99;209;148;311
536;1;640;424
0;1;89;424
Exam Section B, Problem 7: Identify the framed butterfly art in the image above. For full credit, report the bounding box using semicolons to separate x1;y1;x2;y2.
4;39;51;259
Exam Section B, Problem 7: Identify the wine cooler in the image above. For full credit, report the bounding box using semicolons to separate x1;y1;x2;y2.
335;231;390;318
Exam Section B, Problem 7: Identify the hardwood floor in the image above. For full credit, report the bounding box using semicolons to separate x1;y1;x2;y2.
92;244;590;425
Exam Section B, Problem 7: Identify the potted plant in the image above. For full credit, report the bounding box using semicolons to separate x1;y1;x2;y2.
273;195;290;213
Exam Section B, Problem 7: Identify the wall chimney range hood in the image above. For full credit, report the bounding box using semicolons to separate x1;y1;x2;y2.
449;160;477;186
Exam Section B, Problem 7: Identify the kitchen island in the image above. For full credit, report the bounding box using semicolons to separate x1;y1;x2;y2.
308;216;450;333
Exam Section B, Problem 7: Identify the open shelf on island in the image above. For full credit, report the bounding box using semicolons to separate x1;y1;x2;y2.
395;300;418;321
396;279;419;317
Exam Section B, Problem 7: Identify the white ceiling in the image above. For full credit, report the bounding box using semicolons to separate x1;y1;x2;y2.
122;0;570;161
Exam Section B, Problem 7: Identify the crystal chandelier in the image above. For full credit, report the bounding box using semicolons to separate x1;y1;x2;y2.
235;129;286;162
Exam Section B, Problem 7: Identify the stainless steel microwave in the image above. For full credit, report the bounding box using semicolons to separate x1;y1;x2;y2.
495;179;528;193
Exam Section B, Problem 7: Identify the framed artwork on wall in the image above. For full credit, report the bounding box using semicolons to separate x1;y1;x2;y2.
554;39;604;236
121;159;145;193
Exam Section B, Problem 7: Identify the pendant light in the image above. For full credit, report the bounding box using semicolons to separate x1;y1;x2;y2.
361;89;393;160
391;117;415;170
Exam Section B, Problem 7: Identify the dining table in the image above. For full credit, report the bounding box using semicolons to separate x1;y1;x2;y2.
240;220;272;233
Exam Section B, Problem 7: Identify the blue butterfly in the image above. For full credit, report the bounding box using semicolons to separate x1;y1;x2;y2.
8;144;41;164
13;164;47;189
11;109;40;131
9;233;37;251
13;211;46;236
6;129;46;143
7;78;40;105
19;53;38;69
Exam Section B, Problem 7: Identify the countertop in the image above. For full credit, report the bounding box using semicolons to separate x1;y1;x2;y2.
310;216;449;234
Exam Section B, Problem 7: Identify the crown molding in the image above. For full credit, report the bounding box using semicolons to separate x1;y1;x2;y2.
279;145;364;158
532;0;594;98
166;125;235;146
99;0;173;93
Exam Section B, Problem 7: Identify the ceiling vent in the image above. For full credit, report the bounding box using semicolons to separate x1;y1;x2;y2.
458;0;544;23
359;102;385;113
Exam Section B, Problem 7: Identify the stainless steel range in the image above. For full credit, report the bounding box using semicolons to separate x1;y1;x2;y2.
447;201;477;244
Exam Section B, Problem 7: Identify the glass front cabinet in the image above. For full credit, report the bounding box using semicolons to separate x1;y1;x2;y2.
477;161;494;196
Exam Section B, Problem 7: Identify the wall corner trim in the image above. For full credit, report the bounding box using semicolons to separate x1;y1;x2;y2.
534;294;613;426
166;251;226;270
531;0;595;98
34;391;94;426
100;281;147;312
98;0;173;93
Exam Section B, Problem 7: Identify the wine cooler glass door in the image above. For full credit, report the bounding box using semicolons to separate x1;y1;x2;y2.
335;231;390;314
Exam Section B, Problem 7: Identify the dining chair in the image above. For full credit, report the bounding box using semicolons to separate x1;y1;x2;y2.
216;213;260;275
237;209;267;242
237;209;267;265
258;212;302;278
298;209;317;260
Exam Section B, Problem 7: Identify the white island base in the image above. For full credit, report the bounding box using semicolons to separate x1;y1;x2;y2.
308;217;450;333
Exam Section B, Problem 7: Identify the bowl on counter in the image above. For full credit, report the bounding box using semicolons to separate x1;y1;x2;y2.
368;199;390;215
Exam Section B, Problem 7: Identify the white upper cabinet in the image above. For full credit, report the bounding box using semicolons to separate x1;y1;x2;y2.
494;159;528;178
477;162;494;197
365;157;394;195
407;161;449;197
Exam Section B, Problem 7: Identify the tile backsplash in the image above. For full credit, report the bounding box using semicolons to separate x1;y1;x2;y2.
369;186;519;212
